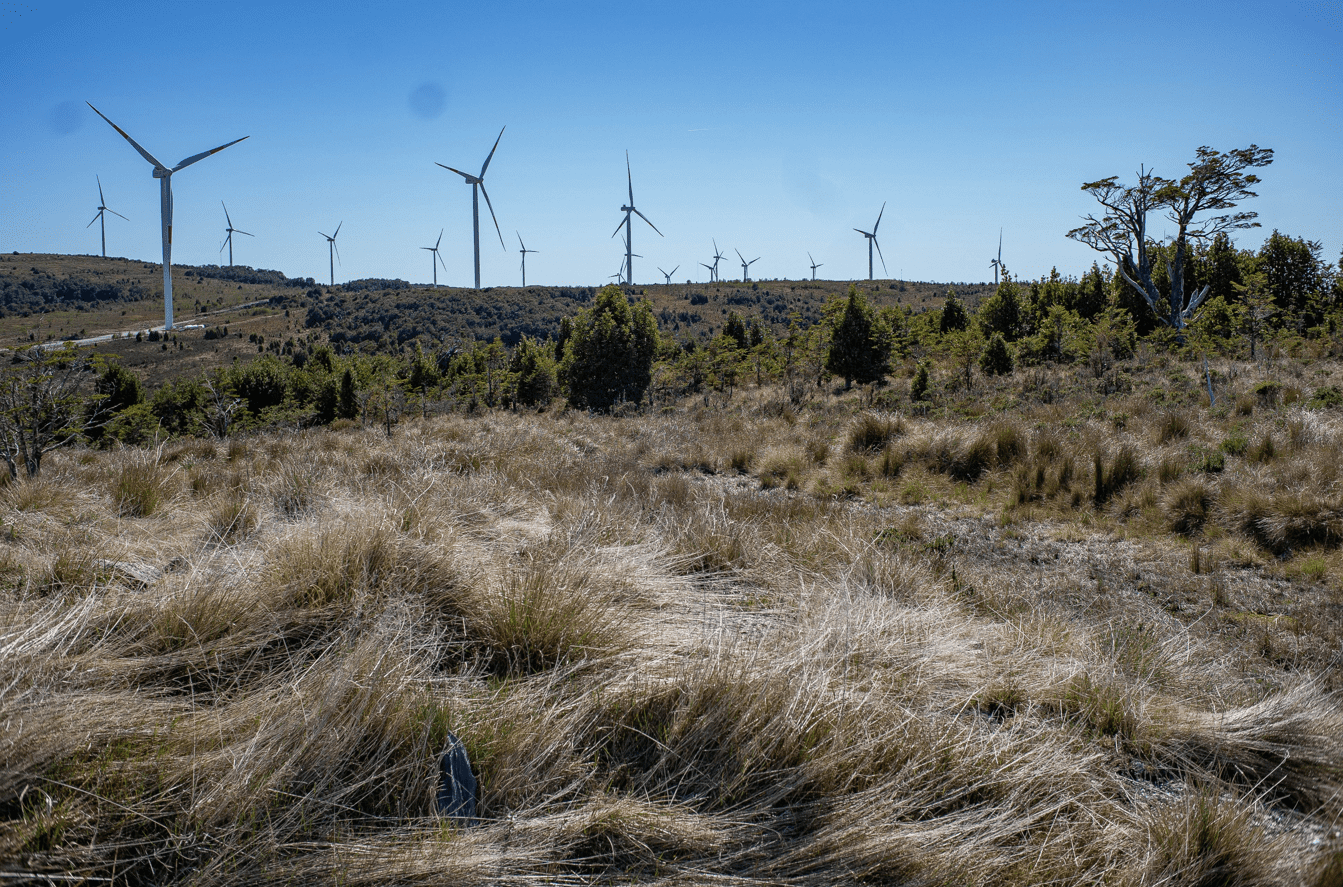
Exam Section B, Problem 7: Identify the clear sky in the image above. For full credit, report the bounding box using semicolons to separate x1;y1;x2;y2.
2;0;1339;289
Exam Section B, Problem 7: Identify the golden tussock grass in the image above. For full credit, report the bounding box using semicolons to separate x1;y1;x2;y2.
3;359;1343;884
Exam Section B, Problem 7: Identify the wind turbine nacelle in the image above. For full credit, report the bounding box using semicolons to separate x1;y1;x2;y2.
152;167;170;178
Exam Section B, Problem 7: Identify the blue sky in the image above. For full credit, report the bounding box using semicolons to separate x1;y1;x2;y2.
2;0;1339;288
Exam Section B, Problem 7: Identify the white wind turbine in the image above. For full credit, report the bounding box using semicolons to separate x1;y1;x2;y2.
736;248;760;282
658;265;679;285
808;252;823;280
517;232;538;287
990;228;1003;285
87;175;127;258
611;151;661;285
219;202;252;266
422;228;447;287
87;102;247;330
436;127;506;289
854;202;887;280
319;222;342;286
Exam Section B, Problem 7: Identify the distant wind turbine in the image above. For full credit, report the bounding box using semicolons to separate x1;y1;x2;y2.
87;102;247;330
710;239;727;282
422;228;447;287
854;202;888;280
658;265;679;285
808;252;823;280
219;202;252;266
736;249;760;282
990;229;1003;285
517;232;537;287
87;175;127;258
611;151;661;284
319;222;342;286
436;127;506;289
699;262;714;281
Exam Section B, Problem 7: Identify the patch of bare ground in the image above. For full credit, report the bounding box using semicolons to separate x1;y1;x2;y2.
3;361;1343;885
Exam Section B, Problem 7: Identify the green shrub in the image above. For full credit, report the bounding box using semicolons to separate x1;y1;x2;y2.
1309;385;1343;410
559;285;659;411
979;332;1014;376
910;362;931;402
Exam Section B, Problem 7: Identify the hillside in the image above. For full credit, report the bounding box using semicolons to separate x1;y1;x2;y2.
0;254;993;384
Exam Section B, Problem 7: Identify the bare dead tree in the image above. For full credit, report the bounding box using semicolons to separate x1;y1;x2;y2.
0;346;95;480
1068;146;1274;331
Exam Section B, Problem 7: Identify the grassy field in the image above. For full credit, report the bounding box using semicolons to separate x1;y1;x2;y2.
2;348;1342;884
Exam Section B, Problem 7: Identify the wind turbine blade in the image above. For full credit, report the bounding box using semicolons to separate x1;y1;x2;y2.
333;221;342;238
87;211;102;228
97;175;106;204
479;126;505;178
611;216;628;239
435;162;475;182
173;135;248;172
874;238;887;275
750;257;759;265
436;228;444;249
437;250;448;273
517;231;526;251
854;228;871;237
422;246;433;251
107;208;128;221
86;102;168;169
477;182;506;250
808;252;814;264
626;151;634;205
319;231;330;240
222;200;233;227
236;229;252;237
998;228;1003;264
333;241;341;264
736;249;745;262
670;265;678;276
873;201;885;233
632;207;662;236
220;234;230;253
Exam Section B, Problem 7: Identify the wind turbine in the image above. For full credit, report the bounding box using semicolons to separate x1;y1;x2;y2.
699;262;714;282
319;222;342;286
990;228;1003;285
422;228;447;287
710;239;727;282
611;151;661;284
219;202;252;266
86;102;247;330
658;265;679;285
517;232;538;287
808;252;823;280
736;249;760;282
436;126;506;289
853;202;888;280
87;175;127;258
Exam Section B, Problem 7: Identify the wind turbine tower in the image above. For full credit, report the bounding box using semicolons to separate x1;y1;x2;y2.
710;239;727;282
517;232;538;286
736;249;760;282
220;202;252;266
87;176;127;258
319;222;342;286
853;202;888;281
808;252;823;280
87;102;247;330
436;127;506;289
658;265;679;285
611;151;661;284
422;229;447;287
990;229;1003;285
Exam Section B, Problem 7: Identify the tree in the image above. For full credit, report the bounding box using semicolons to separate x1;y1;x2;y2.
980;332;1014;376
509;335;558;408
1256;230;1330;330
825;285;890;389
939;291;968;333
977;277;1025;341
337;368;359;420
1067;145;1273;331
559;284;659;411
0;346;94;480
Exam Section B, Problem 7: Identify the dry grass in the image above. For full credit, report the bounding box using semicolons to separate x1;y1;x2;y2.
3;355;1343;884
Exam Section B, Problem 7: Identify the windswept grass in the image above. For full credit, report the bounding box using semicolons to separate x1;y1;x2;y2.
3;355;1342;884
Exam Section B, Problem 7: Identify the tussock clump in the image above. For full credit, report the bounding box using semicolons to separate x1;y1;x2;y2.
1094;445;1141;505
847;411;904;453
1166;478;1215;536
1144;789;1279;887
206;488;258;542
110;451;173;517
1156;410;1192;443
1225;488;1343;553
